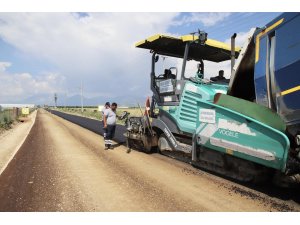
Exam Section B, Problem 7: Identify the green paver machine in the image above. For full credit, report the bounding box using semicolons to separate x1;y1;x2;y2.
124;13;300;185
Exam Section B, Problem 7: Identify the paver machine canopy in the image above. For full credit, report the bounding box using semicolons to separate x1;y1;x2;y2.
135;32;240;117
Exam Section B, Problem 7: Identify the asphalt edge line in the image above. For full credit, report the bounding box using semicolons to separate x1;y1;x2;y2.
49;109;125;143
0;110;38;176
51;109;126;125
50;109;99;122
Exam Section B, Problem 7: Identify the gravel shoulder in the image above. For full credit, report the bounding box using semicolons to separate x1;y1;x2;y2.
0;110;37;175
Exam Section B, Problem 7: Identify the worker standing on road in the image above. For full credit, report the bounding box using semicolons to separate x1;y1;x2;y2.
103;102;117;150
101;102;110;140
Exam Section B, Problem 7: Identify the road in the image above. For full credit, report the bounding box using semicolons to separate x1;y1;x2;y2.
0;109;299;211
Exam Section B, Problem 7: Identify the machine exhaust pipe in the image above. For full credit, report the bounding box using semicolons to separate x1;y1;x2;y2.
231;33;237;74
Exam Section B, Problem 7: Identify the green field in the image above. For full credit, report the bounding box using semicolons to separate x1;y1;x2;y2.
0;108;26;129
0;110;14;129
55;107;145;125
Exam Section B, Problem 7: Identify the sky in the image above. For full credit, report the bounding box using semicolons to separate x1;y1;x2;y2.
0;12;282;106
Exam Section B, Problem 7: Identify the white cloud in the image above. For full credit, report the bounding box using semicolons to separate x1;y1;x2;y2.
0;62;12;71
154;50;232;81
177;30;253;81
225;30;251;47
0;62;65;103
0;13;178;104
179;31;251;80
173;12;231;27
174;59;232;80
0;13;251;105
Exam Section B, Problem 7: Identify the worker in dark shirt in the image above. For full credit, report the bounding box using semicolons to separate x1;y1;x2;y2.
210;70;229;83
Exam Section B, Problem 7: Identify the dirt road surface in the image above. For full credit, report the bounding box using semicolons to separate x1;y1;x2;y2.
0;109;298;212
0;110;36;174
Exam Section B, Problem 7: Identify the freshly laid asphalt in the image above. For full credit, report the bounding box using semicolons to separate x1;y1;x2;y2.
48;109;127;143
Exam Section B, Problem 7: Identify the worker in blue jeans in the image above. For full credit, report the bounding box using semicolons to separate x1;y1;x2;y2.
103;102;117;150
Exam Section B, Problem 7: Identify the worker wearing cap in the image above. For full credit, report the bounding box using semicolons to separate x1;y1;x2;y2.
101;102;110;115
101;102;110;140
103;102;118;150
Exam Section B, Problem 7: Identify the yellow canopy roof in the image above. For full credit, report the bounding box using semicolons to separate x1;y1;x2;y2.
135;34;241;62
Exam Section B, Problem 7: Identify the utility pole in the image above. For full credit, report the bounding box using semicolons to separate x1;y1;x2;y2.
80;81;83;113
54;93;58;108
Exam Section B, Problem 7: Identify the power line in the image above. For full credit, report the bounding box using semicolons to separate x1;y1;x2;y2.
179;13;282;42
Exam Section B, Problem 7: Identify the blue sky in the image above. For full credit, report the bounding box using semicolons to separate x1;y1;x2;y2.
0;12;282;105
168;12;281;40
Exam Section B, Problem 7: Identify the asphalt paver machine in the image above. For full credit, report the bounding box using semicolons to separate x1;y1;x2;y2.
123;13;300;186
